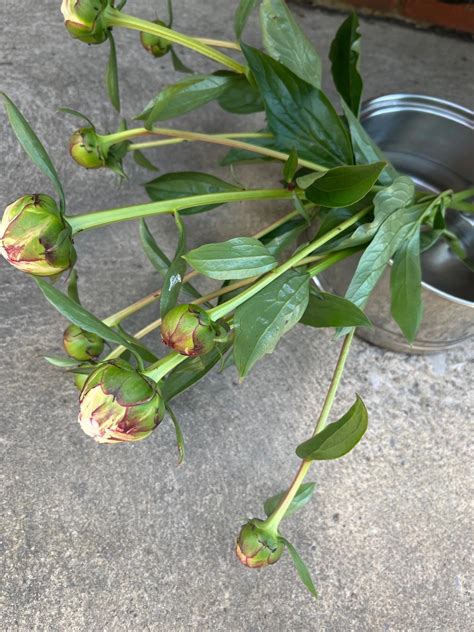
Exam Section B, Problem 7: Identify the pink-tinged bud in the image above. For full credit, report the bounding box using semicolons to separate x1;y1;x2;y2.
63;324;104;361
79;360;165;444
161;304;216;357
0;194;76;276
236;519;284;569
140;20;172;58
69;128;106;169
61;0;108;45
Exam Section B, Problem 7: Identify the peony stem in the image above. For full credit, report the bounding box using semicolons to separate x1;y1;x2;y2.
127;132;273;152
102;126;327;172
263;330;355;533
102;6;246;74
67;189;299;234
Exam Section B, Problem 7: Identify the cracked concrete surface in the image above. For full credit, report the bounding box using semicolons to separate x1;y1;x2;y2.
1;1;472;630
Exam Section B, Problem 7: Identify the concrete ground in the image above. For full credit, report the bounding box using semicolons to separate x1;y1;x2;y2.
1;1;472;630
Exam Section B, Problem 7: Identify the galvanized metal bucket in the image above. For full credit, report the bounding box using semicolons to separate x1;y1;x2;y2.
316;94;474;353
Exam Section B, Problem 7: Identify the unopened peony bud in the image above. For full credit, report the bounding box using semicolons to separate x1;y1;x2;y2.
79;360;165;443
0;194;76;276
69;128;106;169
236;519;284;569
74;371;89;392
63;324;104;361
61;0;108;45
161;304;216;357
140;20;172;57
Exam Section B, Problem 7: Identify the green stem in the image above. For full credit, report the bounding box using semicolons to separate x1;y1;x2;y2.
196;37;241;51
103;6;246;74
208;207;371;321
67;189;297;234
263;330;355;533
127;132;273;152
101;127;327;172
307;247;361;277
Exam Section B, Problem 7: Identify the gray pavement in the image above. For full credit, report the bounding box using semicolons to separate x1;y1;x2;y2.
1;1;472;630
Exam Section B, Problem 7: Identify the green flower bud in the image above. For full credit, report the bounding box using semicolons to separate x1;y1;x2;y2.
69;128;106;169
0;194;76;276
74;371;89;392
79;360;165;444
140;20;172;57
63;324;104;361
61;0;108;45
236;519;284;569
161;304;216;357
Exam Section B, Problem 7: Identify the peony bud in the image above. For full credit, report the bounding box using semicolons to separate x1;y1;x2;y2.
79;360;165;443
63;324;104;361
140;20;172;57
236;519;284;569
69;128;106;169
161;304;216;357
74;371;89;392
61;0;108;45
0;194;76;276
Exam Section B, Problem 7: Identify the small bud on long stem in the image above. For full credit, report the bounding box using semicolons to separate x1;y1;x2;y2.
102;6;246;74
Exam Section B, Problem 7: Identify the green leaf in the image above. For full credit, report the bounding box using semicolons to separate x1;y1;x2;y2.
162;342;232;401
279;537;318;598
234;0;259;38
260;216;309;257
335;176;415;250
160;213;186;317
300;289;371;329
341;101;397;185
420;228;442;253
217;73;264;114
264;482;316;519
450;188;474;214
166;0;173;27
58;107;95;129
139;220;203;302
166;404;185;465
139;219;170;277
137;75;233;127
67;269;81;304
329;13;362;117
145;171;242;215
343;205;423;313
114;325;159;364
233;269;310;377
304;162;385;208
106;32;120;112
292;191;311;225
35;278;138;356
170;48;194;74
390;230;423;342
283;148;298;183
260;0;322;88
242;45;353;167
133;150;159;171
184;237;277;280
296;395;368;460
44;356;87;369
1;93;65;212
